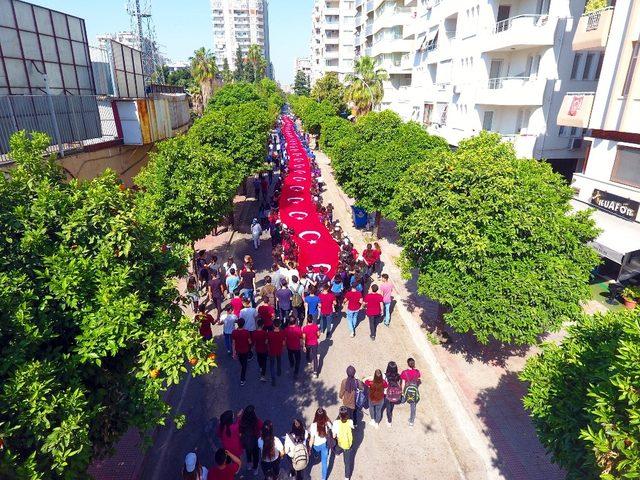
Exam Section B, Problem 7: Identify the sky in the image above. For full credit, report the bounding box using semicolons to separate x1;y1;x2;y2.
31;0;312;85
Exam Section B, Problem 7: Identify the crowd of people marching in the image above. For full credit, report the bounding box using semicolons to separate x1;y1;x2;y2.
181;115;422;480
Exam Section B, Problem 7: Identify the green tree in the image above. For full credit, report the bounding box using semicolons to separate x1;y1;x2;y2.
233;46;245;82
345;56;388;117
521;308;640;479
0;132;216;479
189;47;218;108
311;72;347;114
293;70;311;96
388;131;600;345
151;64;170;83
166;68;194;88
221;58;233;83
246;44;267;83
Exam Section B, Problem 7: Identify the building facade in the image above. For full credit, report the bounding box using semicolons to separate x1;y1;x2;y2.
310;0;356;84
557;0;640;280
210;0;272;77
294;57;312;77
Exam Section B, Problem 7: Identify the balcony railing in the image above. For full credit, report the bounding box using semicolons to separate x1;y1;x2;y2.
493;14;549;34
573;6;614;50
487;76;533;89
586;6;614;31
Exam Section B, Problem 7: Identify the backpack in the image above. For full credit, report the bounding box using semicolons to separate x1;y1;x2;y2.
386;381;403;404
403;383;420;404
288;435;309;471
290;286;303;308
355;385;368;409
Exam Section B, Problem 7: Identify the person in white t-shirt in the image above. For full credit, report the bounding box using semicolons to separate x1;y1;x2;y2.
239;298;258;332
257;420;284;478
251;218;263;250
221;304;238;355
308;408;332;480
284;418;309;480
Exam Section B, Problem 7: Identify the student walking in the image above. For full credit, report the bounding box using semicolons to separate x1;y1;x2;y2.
239;298;258;334
334;406;355;480
226;269;241;299
303;285;321;322
284;419;309;480
258;420;284;478
221;304;237;355
343;285;362;337
259;275;277;309
232;319;252;386
363;284;384;340
266;319;285;386
217;410;243;459
364;369;388;428
239;263;257;307
284;317;303;379
289;275;305;323
380;274;393;326
257;296;276;329
339;365;362;423
195;304;213;341
302;315;321;377
253;319;269;382
400;357;422;427
251;218;263;250
309;408;332;480
275;278;293;321
384;361;403;425
318;285;336;337
239;405;263;476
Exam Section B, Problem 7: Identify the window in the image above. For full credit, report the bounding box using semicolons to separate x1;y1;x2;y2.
482;111;494;131
622;41;639;96
611;146;640;188
558;125;566;136
582;53;594;80
595;52;604;80
570;54;582;80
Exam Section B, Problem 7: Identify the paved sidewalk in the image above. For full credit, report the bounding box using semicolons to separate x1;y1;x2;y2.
313;147;563;480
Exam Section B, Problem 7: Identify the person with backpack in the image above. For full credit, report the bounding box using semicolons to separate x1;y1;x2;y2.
400;357;422;427
333;406;355;480
289;275;305;324
257;420;284;478
384;361;403;426
217;410;243;459
182;452;208;480
238;405;263;476
364;369;388;429
266;319;285;386
314;266;330;290
339;365;363;423
309;408;332;480
284;418;309;480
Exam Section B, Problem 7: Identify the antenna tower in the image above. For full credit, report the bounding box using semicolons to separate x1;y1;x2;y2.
126;0;163;82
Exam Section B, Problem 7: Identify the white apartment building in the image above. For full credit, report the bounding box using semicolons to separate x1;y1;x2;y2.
294;57;312;78
557;0;640;281
354;0;415;116
210;0;272;77
310;1;357;84
390;0;595;175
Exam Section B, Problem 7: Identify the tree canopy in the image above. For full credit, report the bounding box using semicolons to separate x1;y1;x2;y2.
345;56;388;117
310;72;347;114
388;132;600;344
521;308;640;479
293;70;311;96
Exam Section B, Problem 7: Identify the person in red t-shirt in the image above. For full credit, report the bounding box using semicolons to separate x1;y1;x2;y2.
302;314;321;377
253;319;269;382
284;317;303;379
343;285;362;338
363;284;384;340
232;319;252;385
267;319;285;386
257;296;275;328
196;304;214;341
230;292;244;317
362;243;377;277
208;448;242;480
317;285;336;337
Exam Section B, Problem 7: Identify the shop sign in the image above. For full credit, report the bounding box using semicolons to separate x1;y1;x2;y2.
590;189;639;221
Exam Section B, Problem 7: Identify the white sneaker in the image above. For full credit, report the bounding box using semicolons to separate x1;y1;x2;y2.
350;332;355;338
387;420;392;427
374;422;379;429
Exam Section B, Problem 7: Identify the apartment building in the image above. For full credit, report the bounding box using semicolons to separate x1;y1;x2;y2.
310;1;357;84
391;0;592;176
557;0;640;281
354;0;416;118
210;0;272;76
294;57;312;78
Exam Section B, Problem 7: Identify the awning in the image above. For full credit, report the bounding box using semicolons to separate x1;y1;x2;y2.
571;199;640;264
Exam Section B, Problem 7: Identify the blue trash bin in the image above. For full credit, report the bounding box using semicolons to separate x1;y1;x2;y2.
352;206;368;229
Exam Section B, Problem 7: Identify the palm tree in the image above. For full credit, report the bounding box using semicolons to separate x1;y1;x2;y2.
189;47;218;107
345;56;388;117
186;82;203;115
245;44;267;82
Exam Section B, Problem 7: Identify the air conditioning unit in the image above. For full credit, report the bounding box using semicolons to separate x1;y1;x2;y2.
569;138;583;150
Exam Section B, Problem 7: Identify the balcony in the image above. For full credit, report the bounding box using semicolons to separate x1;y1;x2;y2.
376;53;413;74
325;35;340;44
557;92;595;128
365;22;373;36
366;1;374;13
372;38;413;57
476;77;547;106
572;7;614;51
373;8;414;34
324;49;340;59
482;15;557;52
324;7;340;16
